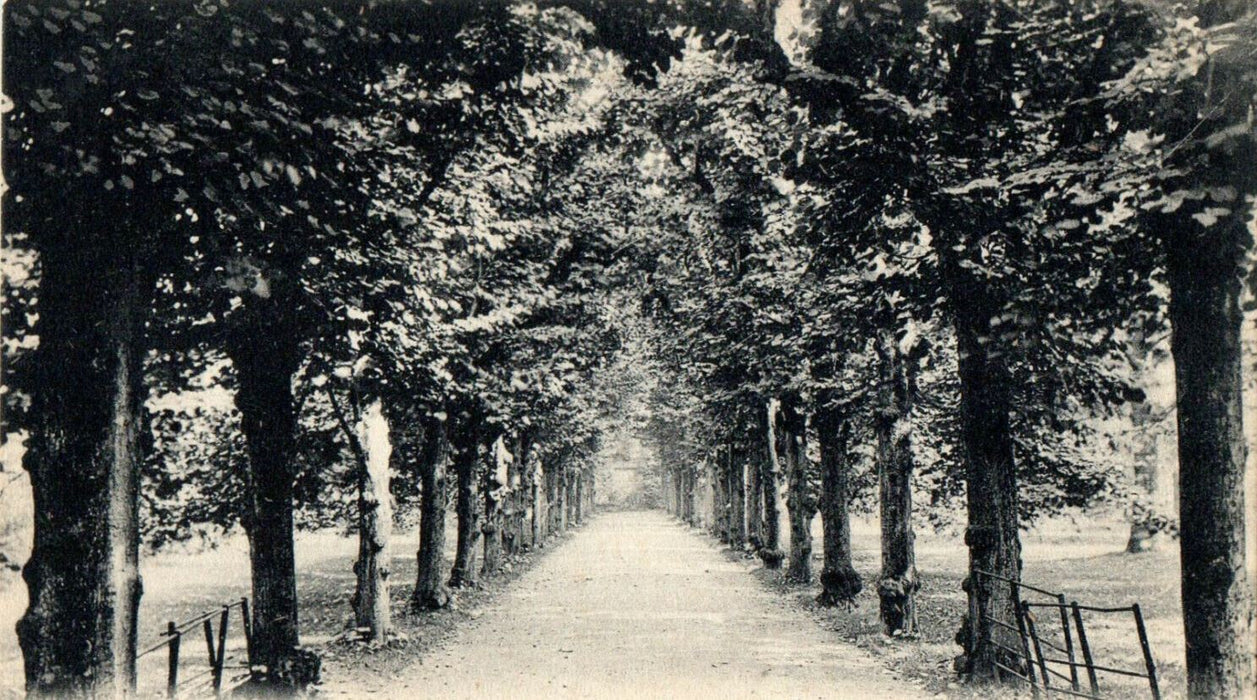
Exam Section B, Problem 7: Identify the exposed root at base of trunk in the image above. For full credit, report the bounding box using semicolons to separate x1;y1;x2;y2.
410;589;452;612
816;565;863;608
757;548;785;569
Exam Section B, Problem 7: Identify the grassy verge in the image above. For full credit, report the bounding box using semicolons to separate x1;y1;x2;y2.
0;515;583;698
729;513;1184;699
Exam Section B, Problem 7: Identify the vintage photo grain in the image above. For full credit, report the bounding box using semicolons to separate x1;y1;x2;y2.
1;0;1255;697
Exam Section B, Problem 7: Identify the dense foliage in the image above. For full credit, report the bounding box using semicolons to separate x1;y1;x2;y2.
2;0;1253;695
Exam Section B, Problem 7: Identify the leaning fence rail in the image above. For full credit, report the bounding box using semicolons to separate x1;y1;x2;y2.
137;597;252;698
974;570;1160;700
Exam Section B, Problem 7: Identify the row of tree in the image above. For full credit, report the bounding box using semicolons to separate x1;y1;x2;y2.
1;0;677;693
612;1;1254;697
3;0;1253;697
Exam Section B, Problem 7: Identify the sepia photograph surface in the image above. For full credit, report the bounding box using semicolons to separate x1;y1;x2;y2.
1;0;1255;697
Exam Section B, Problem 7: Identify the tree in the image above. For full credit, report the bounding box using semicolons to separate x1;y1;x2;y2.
411;414;453;610
813;385;863;607
1101;3;1257;692
874;328;919;636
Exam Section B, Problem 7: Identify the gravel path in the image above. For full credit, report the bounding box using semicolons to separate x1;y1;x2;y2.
322;510;928;699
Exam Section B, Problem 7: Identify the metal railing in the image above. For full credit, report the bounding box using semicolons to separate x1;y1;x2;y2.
137;597;252;698
975;570;1160;699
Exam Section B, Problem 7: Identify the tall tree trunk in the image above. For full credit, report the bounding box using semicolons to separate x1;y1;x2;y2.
776;395;815;582
481;436;505;578
351;399;392;641
448;413;482;589
1164;211;1255;698
875;330;919;636
557;468;568;533
573;471;584;524
815;391;862;608
225;294;308;683
947;285;1022;681
532;464;544;546
510;435;532;553
1126;400;1165;554
758;401;784;569
18;255;146;696
687;471;699;525
727;445;747;549
412;415;451;610
746;447;765;552
712;451;729;542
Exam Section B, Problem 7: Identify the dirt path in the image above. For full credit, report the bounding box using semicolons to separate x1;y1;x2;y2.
320;510;927;699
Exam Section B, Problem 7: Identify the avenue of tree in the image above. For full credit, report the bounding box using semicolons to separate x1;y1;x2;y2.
1;0;1254;698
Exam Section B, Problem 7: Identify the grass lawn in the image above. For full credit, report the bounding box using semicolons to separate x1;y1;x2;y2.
0;514;524;698
0;510;1192;698
759;512;1185;699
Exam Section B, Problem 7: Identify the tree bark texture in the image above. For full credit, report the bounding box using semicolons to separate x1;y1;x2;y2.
412;415;451;610
557;468;568;533
746;449;765;552
448;412;483;589
1126;399;1166;554
1165;212;1255;698
727;445;747;549
758;402;784;569
712;452;729;542
18;254;146;697
351;399;392;641
875;330;918;636
814;391;862;608
481;436;506;577
775;395;815;582
225;294;306;680
947;285;1022;681
532;464;545;545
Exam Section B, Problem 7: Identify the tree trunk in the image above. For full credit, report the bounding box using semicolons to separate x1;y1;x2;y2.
352;399;392;641
412;415;451;610
481;436;505;578
875;330;918;636
693;470;703;522
509;435;532;553
448;413;482;589
225;295;307;682
948;288;1022;681
1126;399;1166;554
776;395;815;583
727;445;747;550
758;401;784;569
532;464;544;546
574;472;585;524
746;447;765;552
712;452;729;542
557;468;568;533
815;391;862;608
1165;211;1255;698
18;255;146;696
